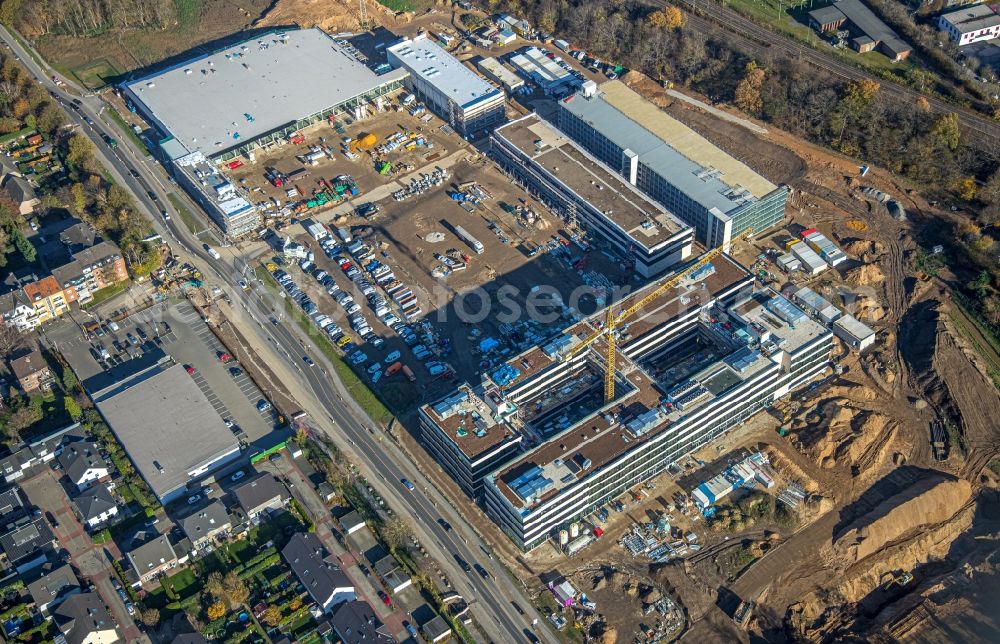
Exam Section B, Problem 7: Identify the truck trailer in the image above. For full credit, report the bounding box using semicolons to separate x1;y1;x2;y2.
454;225;485;254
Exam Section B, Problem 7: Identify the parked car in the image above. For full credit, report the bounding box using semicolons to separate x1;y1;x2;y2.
230;471;246;482
187;495;201;505
377;590;392;607
384;351;401;364
256;399;272;412
348;351;367;365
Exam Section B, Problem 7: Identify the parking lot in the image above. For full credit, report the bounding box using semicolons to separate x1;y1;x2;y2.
261;148;631;409
48;299;278;447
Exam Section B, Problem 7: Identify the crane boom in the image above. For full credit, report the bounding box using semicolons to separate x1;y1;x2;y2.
560;232;752;402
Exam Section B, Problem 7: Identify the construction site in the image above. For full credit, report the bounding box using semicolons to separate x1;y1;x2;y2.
104;5;1000;640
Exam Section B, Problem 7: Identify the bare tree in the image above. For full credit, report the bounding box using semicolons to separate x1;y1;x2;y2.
0;322;23;360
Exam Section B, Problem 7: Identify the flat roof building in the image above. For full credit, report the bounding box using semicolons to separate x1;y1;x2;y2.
123;28;407;160
833;314;876;351
418;252;836;550
558;81;787;248
476;57;525;93
387;34;506;137
90;361;240;504
938;4;1000;46
122;28;407;239
507;46;577;95
491;113;694;277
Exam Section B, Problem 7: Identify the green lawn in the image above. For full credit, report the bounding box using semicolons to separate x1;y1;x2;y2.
70;58;120;90
82;281;130;309
175;0;204;32
168;192;206;235
162;568;199;600
105;108;150;157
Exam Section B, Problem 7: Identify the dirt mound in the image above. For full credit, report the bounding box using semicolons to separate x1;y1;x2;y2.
257;0;399;30
842;239;885;261
829;477;972;564
796;399;898;474
844;263;885;287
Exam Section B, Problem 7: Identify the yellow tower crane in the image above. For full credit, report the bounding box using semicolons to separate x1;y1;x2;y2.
559;232;752;403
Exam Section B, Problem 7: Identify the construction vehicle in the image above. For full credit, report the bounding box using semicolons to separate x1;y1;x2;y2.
377;161;392;176
560;232;752;403
349;132;378;153
266;168;286;187
288;132;305;145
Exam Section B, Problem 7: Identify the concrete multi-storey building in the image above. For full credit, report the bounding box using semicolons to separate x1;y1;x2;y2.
123;28;408;237
0;241;129;331
938;4;1000;46
387;34;506;138
490;113;694;277
420;252;833;551
51;241;129;306
557;81;788;248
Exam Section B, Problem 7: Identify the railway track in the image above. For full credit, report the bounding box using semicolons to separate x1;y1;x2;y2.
648;0;1000;148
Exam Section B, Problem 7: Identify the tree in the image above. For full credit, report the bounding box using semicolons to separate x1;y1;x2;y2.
61;368;78;392
261;605;282;627
64;396;82;420
647;7;684;29
930;113;961;151
288;597;303;611
6;404;39;435
66;135;94;171
11;229;35;262
139;607;160;627
381;516;414;551
204;572;225;603
222;571;249;608
206;601;227;621
36;103;64;135
955;176;978;201
734;61;765;116
0;321;23;359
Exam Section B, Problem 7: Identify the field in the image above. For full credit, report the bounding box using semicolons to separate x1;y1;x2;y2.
69;58;120;90
35;0;272;77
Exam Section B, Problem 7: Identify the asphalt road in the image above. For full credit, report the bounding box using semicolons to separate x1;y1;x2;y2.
1;26;551;643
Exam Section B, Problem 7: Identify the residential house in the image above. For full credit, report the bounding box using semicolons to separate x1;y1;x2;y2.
9;347;54;393
58;442;109;491
52;592;120;644
74;485;118;530
0;484;27;515
0;513;56;573
2;174;39;216
232;473;289;520
126;535;179;586
171;635;209;644
0;422;84;484
24;276;69;326
330;600;393;643
179;501;231;550
51;242;129;306
0;288;36;331
27;563;81;615
281;532;355;612
59;223;97;253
